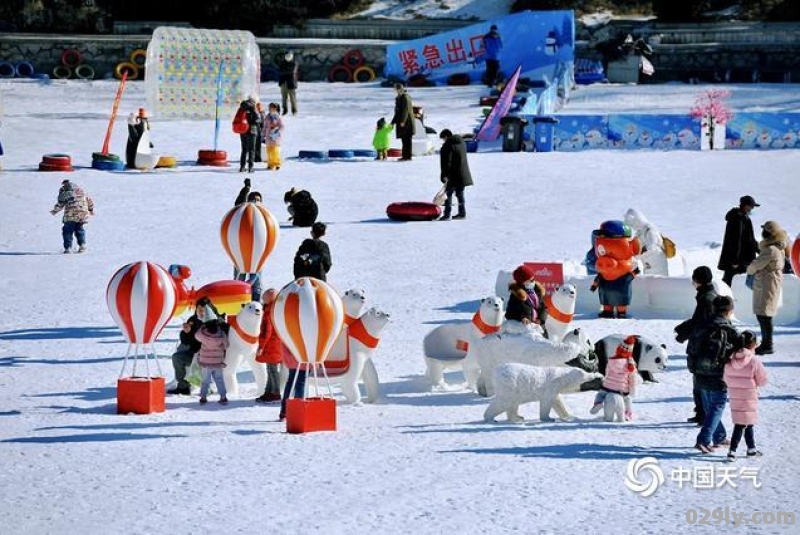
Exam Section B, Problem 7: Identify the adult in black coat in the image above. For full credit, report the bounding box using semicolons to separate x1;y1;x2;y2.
167;297;225;395
391;83;415;161
717;195;759;287
278;52;299;115
293;222;332;281
674;265;718;423
284;187;319;227
438;129;474;220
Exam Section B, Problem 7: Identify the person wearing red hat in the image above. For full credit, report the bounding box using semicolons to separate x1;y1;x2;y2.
590;335;638;420
504;264;546;328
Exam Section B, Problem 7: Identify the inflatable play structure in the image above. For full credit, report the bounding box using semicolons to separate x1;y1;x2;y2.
423;296;504;389
168;265;251;317
145;27;260;119
385;11;574;86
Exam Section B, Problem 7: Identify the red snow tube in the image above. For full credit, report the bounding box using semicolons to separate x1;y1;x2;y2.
387;148;402;158
328;64;352;83
343;49;365;69
386;202;442;222
60;49;82;68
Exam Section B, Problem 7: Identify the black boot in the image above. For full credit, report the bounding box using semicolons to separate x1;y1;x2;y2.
755;315;774;354
452;205;466;220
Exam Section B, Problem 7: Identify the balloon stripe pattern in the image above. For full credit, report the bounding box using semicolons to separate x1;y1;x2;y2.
220;203;279;275
106;262;177;344
272;278;344;364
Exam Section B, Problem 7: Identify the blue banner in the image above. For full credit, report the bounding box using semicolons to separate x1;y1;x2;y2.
608;115;700;150
552;115;608;151
385;11;575;84
725;113;800;150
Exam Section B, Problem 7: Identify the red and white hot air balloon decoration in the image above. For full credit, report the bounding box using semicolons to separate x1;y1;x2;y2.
272;277;344;367
791;233;800;278
271;277;344;432
220;202;279;275
106;261;176;378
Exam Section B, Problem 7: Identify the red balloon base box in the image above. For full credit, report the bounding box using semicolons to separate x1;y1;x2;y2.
286;397;336;434
117;377;166;415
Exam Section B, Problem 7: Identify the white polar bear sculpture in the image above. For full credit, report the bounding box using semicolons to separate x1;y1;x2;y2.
603;391;629;423
223;301;263;396
316;307;390;404
544;284;577;343
470;329;583;397
624;208;669;276
484;363;603;423
423;296;504;389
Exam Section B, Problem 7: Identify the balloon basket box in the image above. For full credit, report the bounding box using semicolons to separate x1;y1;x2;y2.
117;376;165;415
286;397;336;434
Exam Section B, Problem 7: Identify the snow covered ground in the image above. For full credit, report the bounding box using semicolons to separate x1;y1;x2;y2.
1;79;799;534
353;0;515;20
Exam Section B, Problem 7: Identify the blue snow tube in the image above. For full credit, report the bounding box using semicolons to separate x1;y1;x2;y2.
15;61;35;78
0;61;15;78
328;149;354;159
297;150;327;159
352;149;378;158
91;159;126;171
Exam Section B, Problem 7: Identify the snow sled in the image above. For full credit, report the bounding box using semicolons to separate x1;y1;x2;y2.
386;202;441;222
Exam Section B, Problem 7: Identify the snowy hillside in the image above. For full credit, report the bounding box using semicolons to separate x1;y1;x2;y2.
0;79;799;534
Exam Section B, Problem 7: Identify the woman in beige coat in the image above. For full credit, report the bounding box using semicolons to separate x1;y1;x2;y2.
746;220;788;355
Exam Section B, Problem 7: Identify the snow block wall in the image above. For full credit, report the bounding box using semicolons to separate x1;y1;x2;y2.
145;27;260;120
385;10;575;85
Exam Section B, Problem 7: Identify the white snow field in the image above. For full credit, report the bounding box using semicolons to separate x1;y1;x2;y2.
1;79;799;534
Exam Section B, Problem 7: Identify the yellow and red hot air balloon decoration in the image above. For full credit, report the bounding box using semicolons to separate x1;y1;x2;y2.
220;202;279;275
271;277;344;433
106;261;176;414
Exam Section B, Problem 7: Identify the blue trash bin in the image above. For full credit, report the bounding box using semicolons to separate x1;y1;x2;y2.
533;116;559;152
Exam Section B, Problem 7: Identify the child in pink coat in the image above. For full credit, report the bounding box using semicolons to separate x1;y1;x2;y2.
590;335;638;420
194;305;230;404
723;331;768;461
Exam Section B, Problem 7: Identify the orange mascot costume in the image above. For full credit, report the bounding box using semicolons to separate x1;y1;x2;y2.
590;220;641;319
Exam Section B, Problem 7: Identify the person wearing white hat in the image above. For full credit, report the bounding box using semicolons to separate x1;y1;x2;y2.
278;51;299;115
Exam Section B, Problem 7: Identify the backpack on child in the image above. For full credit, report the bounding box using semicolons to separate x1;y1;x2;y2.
232;107;249;134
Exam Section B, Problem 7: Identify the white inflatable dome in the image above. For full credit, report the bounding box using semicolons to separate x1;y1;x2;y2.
145;27;260;120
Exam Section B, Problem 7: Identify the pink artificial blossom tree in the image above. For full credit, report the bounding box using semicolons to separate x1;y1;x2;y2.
690;89;733;150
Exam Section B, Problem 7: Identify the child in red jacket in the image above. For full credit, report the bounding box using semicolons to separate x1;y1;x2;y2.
255;289;284;403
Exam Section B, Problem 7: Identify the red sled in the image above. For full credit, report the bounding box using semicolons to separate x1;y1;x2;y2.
117;376;165;415
232;108;249;134
286;397;336;434
386;201;441;222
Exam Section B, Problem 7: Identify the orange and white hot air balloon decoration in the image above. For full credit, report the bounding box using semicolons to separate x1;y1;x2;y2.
791;233;800;278
220;202;279;275
271;277;344;366
106;261;176;377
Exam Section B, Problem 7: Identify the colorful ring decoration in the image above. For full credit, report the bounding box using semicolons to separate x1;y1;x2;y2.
52;65;72;79
353;65;376;83
343;49;365;69
60;48;82;68
115;62;139;80
129;49;147;66
15;61;35;78
0;61;15;78
74;64;95;80
328;64;352;83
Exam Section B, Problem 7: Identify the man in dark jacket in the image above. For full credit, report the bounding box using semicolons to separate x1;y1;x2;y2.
718;195;759;288
687;295;738;453
675;265;718;424
284;187;319;227
438;129;474;220
391;83;415;161
278;52;299;115
293;222;332;281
